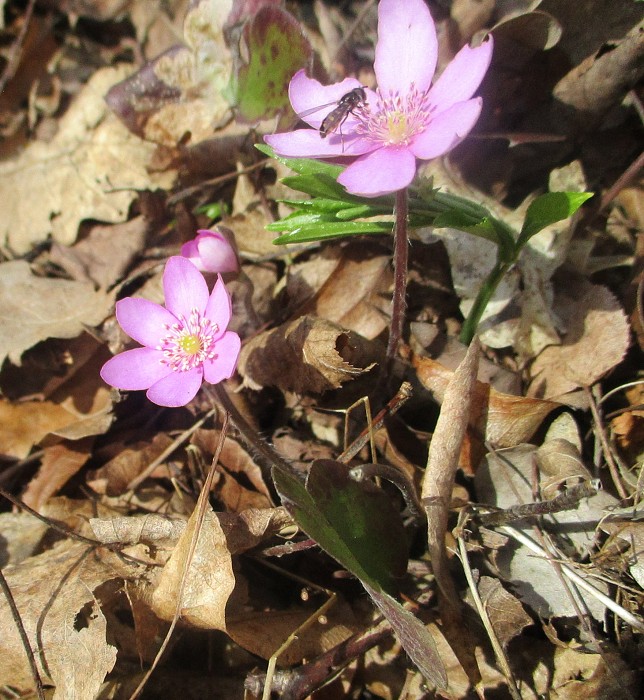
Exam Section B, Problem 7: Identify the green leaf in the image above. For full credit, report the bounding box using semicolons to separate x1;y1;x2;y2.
271;220;392;244
272;459;408;594
281;173;353;200
280;198;356;214
235;7;312;122
517;191;593;247
273;462;447;688
256;144;344;179
363;582;447;688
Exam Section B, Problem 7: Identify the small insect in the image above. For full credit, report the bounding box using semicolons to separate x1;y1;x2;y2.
319;86;367;139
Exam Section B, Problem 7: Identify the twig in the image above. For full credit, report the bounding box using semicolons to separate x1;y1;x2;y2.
126;406;219;491
586;386;629;499
455;532;522;700
338;381;412;462
0;568;45;700
499;525;644;633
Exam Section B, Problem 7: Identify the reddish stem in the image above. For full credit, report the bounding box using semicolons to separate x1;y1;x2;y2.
386;188;409;365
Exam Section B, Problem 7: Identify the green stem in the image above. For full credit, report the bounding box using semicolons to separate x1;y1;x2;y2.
386;188;409;365
459;260;511;345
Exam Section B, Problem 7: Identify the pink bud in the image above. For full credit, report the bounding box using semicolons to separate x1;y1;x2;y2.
181;228;240;274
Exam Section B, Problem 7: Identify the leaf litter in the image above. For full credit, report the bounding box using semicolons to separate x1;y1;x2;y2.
0;1;642;698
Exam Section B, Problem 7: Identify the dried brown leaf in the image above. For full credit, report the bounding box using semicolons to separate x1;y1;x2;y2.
0;398;79;459
22;438;93;511
49;216;148;289
475;576;532;649
528;279;630;398
149;505;237;629
0;66;175;254
0;541;137;693
238;315;380;393
413;351;560;472
288;242;392;340
0;261;113;367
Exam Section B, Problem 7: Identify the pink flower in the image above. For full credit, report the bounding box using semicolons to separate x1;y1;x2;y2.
264;0;493;198
181;228;240;274
100;256;241;407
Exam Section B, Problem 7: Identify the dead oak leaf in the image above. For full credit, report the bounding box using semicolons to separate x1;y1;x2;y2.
0;398;78;459
528;278;630;398
412;350;560;472
238;315;380;393
0;260;113;367
0;65;175;254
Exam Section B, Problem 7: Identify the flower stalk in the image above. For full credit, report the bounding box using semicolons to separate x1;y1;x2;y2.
386;188;409;363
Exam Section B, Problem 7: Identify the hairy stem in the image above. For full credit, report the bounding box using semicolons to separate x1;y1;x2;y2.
386;188;409;365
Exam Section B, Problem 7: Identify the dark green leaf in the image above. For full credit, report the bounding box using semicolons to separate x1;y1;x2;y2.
363;582;447;689
272;459;408;593
281;173;354;200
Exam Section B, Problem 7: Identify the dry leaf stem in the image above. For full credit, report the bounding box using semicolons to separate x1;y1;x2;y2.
247;618;393;699
422;337;480;606
586;386;629;499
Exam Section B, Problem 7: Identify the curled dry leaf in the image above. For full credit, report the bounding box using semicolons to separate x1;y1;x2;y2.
412;350;560;472
470;576;533;649
21;438;93;511
238;315;380;393
528;278;630;399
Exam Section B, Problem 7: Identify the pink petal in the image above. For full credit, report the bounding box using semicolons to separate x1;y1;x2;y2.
100;347;171;390
146;367;203;407
163;256;209;320
374;0;437;95
115;297;176;348
338;147;417;197
410;99;482;160
289;69;364;129
203;331;241;384
428;36;493;110
204;275;232;335
265;128;374;159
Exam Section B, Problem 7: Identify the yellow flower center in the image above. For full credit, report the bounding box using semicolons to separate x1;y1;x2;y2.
386;112;408;144
180;334;202;355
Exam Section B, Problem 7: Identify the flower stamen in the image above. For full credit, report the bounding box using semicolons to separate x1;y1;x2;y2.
157;307;220;372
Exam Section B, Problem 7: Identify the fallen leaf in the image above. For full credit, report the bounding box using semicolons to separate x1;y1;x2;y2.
288;242;393;340
473;576;532;649
0;260;113;367
48;600;117;700
22;438;93;511
412;350;560;472
528;277;630;398
475;443;618;620
49;216;148;289
0;540;136;693
149;504;237;629
0;65;175;254
238;315;380;393
0;398;79;459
